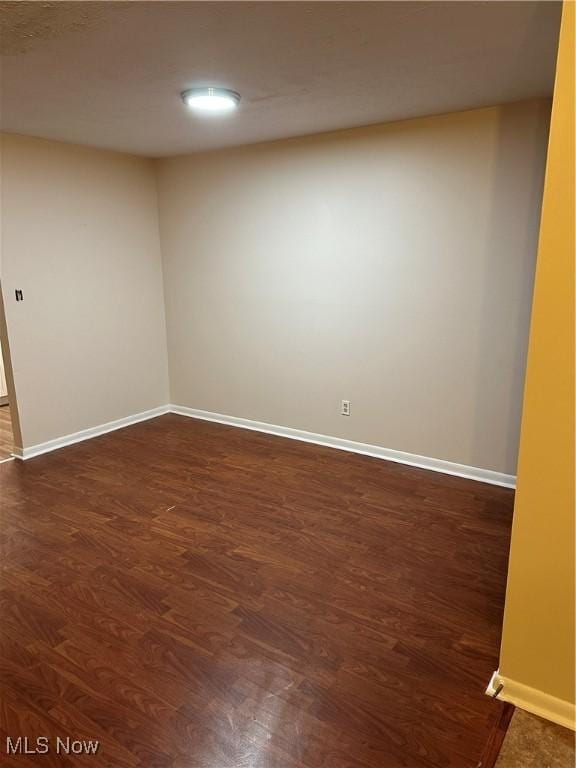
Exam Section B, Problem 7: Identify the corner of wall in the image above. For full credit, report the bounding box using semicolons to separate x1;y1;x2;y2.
151;155;173;406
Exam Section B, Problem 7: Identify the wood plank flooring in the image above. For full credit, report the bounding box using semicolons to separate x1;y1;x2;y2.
0;405;14;460
0;414;514;767
478;704;515;768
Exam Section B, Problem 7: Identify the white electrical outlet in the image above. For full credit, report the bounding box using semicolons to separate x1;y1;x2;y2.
341;400;351;416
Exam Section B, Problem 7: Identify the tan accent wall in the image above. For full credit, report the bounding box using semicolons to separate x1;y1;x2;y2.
156;100;550;474
497;1;575;724
0;134;169;448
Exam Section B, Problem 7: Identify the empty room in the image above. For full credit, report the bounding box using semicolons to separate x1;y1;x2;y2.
0;1;574;766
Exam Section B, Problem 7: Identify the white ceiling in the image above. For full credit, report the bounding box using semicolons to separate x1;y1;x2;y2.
0;1;561;157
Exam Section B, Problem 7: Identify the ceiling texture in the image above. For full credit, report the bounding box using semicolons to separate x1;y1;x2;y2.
0;1;562;157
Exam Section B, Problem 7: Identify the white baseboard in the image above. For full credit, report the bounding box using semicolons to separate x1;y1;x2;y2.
486;669;576;730
169;404;516;488
13;405;170;461
12;402;516;487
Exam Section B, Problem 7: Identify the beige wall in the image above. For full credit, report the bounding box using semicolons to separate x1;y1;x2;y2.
0;134;169;448
0;101;551;469
497;1;575;727
156;100;550;474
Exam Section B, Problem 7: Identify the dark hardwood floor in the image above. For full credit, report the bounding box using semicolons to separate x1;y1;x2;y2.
0;414;513;767
477;703;515;768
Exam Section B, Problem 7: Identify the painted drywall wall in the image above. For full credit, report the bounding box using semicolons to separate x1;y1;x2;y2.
497;1;575;727
0;134;169;448
156;100;550;474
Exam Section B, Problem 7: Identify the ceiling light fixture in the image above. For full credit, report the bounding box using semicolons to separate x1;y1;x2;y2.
181;87;241;114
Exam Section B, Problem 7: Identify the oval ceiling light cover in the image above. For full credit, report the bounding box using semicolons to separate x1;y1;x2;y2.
181;87;241;114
